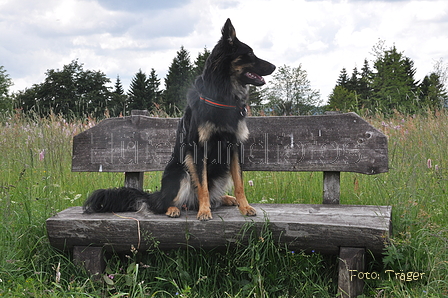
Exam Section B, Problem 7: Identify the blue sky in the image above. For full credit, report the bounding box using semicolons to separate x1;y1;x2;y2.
1;0;447;101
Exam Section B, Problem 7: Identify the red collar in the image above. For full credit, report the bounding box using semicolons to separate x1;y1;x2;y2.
199;95;247;116
200;96;237;109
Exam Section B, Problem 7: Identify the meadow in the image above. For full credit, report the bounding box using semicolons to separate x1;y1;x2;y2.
0;110;447;297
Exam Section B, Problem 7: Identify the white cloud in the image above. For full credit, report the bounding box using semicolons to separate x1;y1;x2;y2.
1;0;447;101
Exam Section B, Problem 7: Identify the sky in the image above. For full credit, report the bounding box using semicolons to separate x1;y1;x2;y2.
1;0;448;102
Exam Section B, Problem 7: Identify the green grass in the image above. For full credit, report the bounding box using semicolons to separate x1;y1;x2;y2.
1;110;447;297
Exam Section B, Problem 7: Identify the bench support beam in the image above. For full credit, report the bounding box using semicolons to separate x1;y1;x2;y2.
124;172;144;190
323;171;340;204
73;246;105;278
338;247;365;298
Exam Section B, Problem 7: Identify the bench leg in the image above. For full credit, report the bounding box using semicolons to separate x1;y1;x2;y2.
73;246;105;277
323;171;340;204
125;172;144;190
338;247;365;298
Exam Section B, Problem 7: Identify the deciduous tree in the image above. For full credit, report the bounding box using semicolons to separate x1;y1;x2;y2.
14;60;111;118
262;64;321;115
0;66;13;112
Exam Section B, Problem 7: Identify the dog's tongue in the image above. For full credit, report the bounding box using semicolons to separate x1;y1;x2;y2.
245;72;265;84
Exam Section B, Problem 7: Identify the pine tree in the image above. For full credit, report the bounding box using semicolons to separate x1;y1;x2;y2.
114;75;125;95
358;59;372;108
336;68;350;87
347;67;360;92
147;68;162;110
193;47;211;77
418;73;448;110
163;46;194;115
128;69;149;112
327;85;357;111
109;75;127;116
371;46;418;113
328;68;357;112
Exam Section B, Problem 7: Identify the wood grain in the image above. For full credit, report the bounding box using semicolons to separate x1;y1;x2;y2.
72;113;388;175
47;204;391;255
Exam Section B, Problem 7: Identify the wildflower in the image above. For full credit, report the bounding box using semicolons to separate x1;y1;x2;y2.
427;159;432;169
435;164;439;171
248;180;254;186
108;274;114;280
39;149;45;161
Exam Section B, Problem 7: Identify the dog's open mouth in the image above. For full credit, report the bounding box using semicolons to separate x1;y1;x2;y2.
245;72;266;86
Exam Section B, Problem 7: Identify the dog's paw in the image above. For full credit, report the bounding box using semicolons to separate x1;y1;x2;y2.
239;205;257;216
221;195;238;206
197;209;213;221
166;207;181;218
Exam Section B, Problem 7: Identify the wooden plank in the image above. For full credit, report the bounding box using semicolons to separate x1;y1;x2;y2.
72;117;179;172
244;114;388;174
338;247;365;298
323;171;340;204
73;246;105;277
46;204;391;255
72;113;388;175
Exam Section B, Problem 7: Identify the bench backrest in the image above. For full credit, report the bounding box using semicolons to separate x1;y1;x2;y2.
72;110;388;203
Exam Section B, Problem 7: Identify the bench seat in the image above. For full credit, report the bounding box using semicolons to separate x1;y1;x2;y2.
47;203;391;255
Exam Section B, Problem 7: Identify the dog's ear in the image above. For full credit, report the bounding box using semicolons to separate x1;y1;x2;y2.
222;18;236;46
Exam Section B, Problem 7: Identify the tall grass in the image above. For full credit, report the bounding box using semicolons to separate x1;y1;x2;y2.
0;110;447;297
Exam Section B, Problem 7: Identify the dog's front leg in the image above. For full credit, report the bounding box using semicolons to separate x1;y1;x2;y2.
231;151;256;216
196;157;212;220
185;153;212;220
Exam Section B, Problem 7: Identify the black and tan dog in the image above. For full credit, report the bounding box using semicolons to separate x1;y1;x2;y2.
83;19;275;220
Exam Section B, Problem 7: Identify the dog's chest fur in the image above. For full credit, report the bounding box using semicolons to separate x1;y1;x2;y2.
198;119;248;144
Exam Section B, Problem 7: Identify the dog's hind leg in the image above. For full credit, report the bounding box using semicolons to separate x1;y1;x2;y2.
230;151;256;216
221;195;237;206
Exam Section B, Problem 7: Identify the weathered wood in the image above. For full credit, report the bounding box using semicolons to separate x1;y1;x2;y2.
73;246;105;276
338;247;366;298
72;113;388;175
323;171;340;204
46;204;391;255
124;172;144;190
130;110;150;116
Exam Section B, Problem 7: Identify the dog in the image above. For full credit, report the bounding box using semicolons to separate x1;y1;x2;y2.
83;19;275;220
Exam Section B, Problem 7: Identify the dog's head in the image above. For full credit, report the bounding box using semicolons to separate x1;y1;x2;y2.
222;19;276;86
204;19;276;88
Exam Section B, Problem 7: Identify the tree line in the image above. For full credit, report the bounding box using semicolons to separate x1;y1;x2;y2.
7;46;209;119
0;41;447;119
328;41;448;114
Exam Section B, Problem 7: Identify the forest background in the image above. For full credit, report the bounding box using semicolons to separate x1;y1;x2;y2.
1;40;447;118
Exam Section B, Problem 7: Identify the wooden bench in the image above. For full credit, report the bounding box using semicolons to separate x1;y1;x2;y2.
46;110;390;298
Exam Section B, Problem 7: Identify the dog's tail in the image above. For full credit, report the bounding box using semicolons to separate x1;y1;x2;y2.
83;188;167;214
